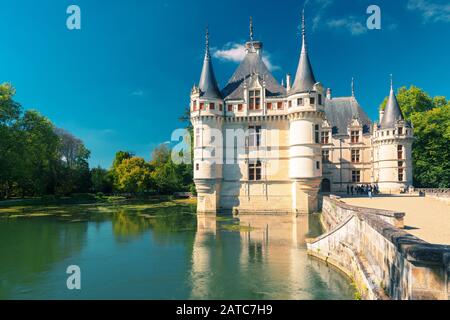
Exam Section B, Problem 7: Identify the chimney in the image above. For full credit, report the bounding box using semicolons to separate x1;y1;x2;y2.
326;88;332;99
286;74;291;91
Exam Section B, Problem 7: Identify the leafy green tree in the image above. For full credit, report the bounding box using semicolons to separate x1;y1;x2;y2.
0;84;22;198
380;86;449;188
91;166;113;194
410;105;450;187
114;157;153;194
17;110;60;196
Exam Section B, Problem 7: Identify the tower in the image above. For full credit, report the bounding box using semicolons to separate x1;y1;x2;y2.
288;10;325;213
190;28;224;214
373;76;414;193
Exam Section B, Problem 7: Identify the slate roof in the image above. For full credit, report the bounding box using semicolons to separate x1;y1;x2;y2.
290;11;317;94
198;31;222;100
221;49;286;100
379;87;409;129
324;97;372;135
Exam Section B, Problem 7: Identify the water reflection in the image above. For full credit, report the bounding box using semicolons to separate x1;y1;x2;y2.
0;204;353;300
191;214;353;300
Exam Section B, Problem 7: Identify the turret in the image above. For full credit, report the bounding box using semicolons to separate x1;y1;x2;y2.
288;10;324;213
190;28;224;213
373;76;414;193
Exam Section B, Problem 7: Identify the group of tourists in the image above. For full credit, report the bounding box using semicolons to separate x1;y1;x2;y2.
346;184;379;198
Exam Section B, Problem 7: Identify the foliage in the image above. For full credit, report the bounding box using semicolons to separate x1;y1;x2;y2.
0;83;92;198
114;157;153;194
380;86;449;188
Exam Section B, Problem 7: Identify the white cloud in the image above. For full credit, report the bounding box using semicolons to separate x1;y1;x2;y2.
327;17;367;36
213;43;246;62
212;42;280;71
407;0;450;23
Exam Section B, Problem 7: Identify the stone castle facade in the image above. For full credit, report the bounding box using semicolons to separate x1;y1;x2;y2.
190;14;414;214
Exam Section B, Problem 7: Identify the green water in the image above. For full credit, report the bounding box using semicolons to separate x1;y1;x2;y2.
0;201;354;300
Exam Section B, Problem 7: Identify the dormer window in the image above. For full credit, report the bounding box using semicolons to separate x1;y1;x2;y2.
267;102;272;110
238;104;243;111
351;130;360;143
249;90;261;110
209;102;215;110
297;98;304;106
398;127;403;135
227;104;233;112
200;102;205;111
310;97;315;106
321;131;330;144
277;102;283;110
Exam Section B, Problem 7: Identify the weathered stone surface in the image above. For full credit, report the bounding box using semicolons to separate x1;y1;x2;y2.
307;196;450;300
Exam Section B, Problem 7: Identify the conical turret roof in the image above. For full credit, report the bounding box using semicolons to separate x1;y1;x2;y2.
198;28;222;100
380;78;406;129
291;10;317;94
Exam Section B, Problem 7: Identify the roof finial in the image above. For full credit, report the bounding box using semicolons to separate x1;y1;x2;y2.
302;8;307;52
205;26;210;59
390;74;393;91
351;77;355;97
249;16;254;41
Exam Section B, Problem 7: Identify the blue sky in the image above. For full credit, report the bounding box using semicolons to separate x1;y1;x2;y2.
0;0;449;167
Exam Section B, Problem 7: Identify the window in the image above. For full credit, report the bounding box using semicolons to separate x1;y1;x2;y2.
397;145;403;159
351;130;360;143
321;131;330;144
277;101;283;110
192;100;197;111
316;161;320;170
322;150;330;163
314;125;320;144
398;127;403;135
310;97;315;105
219;104;223;111
248;161;262;181
351;149;360;163
200;102;205;111
267;102;272;110
318;94;322;105
228;104;233;112
398;168;404;182
288;100;292;108
238;104;243;111
209;102;215;110
297;98;303;106
249;90;261;110
196;163;199;171
352;170;361;183
248;126;262;147
195;128;201;147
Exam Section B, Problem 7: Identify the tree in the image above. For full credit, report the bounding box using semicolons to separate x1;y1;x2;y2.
410;105;450;188
0;84;22;198
91;166;113;194
114;157;153;194
380;86;449;188
18;110;60;195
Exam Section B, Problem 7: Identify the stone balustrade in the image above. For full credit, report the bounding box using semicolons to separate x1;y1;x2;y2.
307;196;450;300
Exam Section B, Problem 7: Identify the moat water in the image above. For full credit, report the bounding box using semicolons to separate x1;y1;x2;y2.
0;202;354;299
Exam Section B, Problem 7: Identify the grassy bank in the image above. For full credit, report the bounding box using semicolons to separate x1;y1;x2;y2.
0;194;197;219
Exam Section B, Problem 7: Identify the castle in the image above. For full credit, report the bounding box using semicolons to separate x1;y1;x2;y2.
190;13;414;214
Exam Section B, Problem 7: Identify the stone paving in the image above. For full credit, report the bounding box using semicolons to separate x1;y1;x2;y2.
341;195;450;245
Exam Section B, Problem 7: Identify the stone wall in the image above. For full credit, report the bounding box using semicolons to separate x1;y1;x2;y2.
307;196;450;300
413;188;450;205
